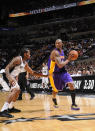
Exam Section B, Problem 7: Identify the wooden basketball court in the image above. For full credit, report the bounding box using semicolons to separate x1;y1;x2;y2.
0;91;95;131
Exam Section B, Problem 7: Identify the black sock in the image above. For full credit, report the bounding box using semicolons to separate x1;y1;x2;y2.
52;98;58;105
18;92;22;99
71;90;76;105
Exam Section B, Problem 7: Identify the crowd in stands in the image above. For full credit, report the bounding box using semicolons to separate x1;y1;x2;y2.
0;36;95;76
0;3;95;76
66;59;95;76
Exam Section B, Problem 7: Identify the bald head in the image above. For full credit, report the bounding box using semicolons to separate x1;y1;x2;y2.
55;39;62;44
55;39;63;49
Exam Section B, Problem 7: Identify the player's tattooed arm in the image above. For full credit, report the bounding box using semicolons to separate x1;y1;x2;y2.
5;56;21;84
51;50;70;68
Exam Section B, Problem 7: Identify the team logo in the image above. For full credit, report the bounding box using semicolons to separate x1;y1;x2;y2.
1;113;95;124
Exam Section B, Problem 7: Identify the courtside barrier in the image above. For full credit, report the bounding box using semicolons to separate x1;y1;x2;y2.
29;75;95;93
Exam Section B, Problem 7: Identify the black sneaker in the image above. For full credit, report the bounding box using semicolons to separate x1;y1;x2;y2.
71;104;80;110
30;97;34;100
52;98;58;108
0;110;14;118
30;95;35;100
8;107;21;113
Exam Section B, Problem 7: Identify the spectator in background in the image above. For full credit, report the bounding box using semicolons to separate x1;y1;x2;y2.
42;63;49;89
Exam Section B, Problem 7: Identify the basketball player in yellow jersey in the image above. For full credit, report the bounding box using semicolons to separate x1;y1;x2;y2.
0;48;48;118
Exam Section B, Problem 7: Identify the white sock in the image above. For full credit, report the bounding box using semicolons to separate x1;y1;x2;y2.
9;102;14;109
1;102;9;112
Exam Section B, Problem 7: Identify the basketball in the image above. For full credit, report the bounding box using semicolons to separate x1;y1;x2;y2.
69;50;78;60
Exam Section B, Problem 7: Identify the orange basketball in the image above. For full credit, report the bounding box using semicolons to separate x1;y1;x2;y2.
69;50;78;60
